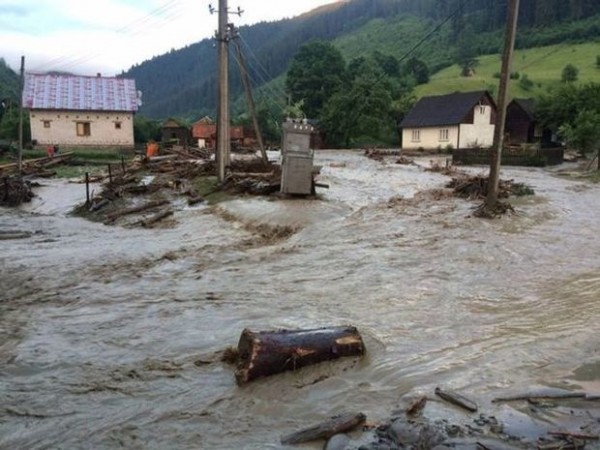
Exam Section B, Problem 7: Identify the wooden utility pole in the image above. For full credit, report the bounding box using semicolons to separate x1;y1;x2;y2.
216;0;230;182
485;0;520;209
18;56;25;175
232;36;268;165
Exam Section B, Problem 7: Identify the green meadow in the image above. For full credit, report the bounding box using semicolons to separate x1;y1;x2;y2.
416;41;600;99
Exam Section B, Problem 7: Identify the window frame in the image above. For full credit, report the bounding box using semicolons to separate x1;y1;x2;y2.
439;128;449;142
76;121;91;137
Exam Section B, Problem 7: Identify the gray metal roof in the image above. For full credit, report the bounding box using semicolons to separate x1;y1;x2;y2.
23;73;139;112
400;91;495;128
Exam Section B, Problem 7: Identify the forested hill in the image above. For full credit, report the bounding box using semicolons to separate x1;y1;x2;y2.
0;58;19;103
122;0;600;120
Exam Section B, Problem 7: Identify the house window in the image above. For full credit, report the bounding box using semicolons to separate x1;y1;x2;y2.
43;121;51;128
76;122;91;136
479;105;486;114
411;129;421;142
115;122;122;130
439;129;449;141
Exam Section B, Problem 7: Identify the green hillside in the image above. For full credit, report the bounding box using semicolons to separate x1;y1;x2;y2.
416;41;600;99
335;15;454;72
122;0;600;119
0;58;19;102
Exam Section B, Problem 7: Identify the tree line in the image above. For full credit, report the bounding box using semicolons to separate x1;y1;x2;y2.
123;0;600;120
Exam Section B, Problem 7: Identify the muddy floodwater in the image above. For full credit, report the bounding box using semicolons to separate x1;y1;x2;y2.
1;151;600;449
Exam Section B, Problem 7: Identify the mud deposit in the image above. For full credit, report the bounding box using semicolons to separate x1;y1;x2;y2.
1;151;600;449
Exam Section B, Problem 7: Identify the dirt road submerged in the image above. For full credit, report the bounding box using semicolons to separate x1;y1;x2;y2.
1;151;600;449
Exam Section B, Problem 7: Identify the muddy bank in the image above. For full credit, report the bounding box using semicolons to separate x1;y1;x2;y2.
1;151;600;449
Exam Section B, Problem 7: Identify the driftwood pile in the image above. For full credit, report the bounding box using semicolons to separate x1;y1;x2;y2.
81;146;282;227
0;176;34;207
279;387;600;449
222;157;281;196
0;152;73;178
364;148;402;162
446;175;534;200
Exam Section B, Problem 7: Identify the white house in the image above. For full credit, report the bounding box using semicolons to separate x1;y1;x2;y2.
23;73;140;149
400;91;497;150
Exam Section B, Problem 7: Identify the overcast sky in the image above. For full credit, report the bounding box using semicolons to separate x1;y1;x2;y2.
0;0;338;76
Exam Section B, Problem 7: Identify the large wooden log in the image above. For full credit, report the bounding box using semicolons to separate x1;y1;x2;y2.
234;326;365;385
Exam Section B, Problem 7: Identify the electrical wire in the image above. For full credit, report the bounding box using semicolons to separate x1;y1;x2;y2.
228;43;287;124
30;0;185;72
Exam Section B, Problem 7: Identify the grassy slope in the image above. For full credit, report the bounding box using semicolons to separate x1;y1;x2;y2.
334;16;453;71
416;41;600;99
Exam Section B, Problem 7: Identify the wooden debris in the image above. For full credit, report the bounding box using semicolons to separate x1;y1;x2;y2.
0;231;32;240
281;412;366;445
446;175;534;200
406;396;428;417
104;199;169;224
0;176;35;207
234;326;365;385
141;209;173;227
548;431;599;440
187;196;204;206
396;156;415;165
434;387;478;412
492;392;587;403
89;198;110;213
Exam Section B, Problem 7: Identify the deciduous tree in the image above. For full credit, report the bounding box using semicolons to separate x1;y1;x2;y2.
285;41;346;119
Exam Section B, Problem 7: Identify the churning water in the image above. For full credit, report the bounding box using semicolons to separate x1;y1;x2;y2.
1;151;600;449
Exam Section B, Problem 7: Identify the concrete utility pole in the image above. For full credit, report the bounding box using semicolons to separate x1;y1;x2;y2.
216;0;230;182
18;55;25;176
486;0;520;209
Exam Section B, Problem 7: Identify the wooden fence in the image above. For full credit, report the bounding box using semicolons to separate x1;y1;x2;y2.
452;147;564;166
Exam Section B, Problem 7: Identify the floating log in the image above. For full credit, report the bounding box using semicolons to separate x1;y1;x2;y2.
235;326;365;385
105;199;169;223
141;209;173;227
548;431;599;440
280;412;366;445
0;231;32;240
492;392;587;403
434;387;478;412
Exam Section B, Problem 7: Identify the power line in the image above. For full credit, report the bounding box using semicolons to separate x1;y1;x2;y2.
30;0;185;73
228;44;286;119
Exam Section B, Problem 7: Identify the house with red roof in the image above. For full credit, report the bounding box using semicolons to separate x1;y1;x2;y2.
22;73;140;148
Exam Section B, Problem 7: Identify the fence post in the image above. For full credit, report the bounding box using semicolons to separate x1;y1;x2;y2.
85;172;90;206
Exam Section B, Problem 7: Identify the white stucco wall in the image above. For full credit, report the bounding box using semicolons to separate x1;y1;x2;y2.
458;105;495;148
29;110;134;147
402;125;459;150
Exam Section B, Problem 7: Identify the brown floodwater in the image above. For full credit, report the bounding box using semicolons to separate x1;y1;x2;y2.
1;151;600;449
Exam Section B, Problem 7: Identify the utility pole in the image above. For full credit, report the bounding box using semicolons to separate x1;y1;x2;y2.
18;55;25;176
216;0;230;182
485;0;520;209
232;34;268;165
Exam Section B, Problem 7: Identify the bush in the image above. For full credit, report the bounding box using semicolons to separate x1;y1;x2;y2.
596;55;600;68
561;64;579;83
519;74;534;91
510;72;520;80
